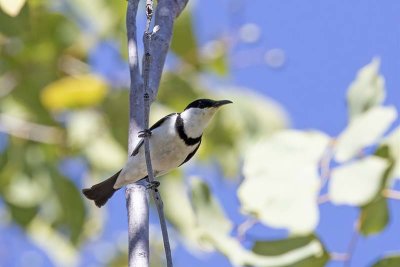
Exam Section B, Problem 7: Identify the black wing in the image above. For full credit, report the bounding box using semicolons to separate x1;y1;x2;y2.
179;139;202;166
131;113;177;157
150;113;177;131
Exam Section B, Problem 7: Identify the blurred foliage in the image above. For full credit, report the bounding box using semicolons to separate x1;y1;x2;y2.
372;255;400;267
0;2;399;267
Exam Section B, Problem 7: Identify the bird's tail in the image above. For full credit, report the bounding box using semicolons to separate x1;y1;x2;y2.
82;170;121;208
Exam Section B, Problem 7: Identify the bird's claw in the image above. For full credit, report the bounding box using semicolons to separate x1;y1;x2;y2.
138;129;152;138
145;180;160;191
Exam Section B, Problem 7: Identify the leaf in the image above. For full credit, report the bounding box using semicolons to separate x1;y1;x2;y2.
201;88;289;176
52;174;86;243
4;201;37;227
170;9;199;66
41;74;108;111
67;110;126;171
360;197;389;236
329;156;389;206
157;72;202;111
372;255;400;267
201;40;229;76
335;106;397;162
189;178;325;267
381;127;400;179
190;178;232;235
252;235;330;267
347;58;385;120
0;0;26;17
238;130;330;234
27;216;78;267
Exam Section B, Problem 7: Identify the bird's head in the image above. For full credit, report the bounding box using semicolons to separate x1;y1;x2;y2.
180;99;232;138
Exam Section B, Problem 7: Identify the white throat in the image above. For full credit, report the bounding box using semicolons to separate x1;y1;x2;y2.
180;107;217;138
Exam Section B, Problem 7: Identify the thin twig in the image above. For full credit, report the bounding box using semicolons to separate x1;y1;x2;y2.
0;114;63;144
343;219;360;267
237;218;257;241
141;1;173;266
319;139;336;190
317;194;330;204
382;189;400;200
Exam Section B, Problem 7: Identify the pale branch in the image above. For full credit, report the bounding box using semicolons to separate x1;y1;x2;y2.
126;1;149;267
0;114;63;144
125;0;189;266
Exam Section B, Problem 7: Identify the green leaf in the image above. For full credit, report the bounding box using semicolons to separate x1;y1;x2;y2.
347;58;385;120
5;201;38;227
381;127;400;179
0;0;26;17
171;9;199;66
157;72;202;111
329;156;389;206
335;106;397;162
52;173;86;243
238;130;329;234
252;235;330;267
102;90;129;148
372;255;400;267
360;197;389;235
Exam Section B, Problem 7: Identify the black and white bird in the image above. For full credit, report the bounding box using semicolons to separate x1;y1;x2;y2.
82;99;232;207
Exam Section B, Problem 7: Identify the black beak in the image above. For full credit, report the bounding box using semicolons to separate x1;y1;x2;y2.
213;100;233;107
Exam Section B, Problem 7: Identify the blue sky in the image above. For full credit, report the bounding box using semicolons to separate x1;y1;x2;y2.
1;1;400;267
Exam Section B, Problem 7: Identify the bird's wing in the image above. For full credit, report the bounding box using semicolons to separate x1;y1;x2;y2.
179;138;202;166
130;113;177;157
130;138;144;156
149;112;177;131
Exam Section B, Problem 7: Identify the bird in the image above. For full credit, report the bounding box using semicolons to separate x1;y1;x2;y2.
82;98;232;207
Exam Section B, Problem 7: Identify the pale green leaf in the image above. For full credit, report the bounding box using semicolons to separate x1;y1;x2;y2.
335;106;397;162
238;130;330;234
202;88;289;176
0;0;26;17
189;178;325;267
67;110;126;171
4;173;51;207
372;255;400;267
347;58;385;120
28;217;78;267
329;156;389;206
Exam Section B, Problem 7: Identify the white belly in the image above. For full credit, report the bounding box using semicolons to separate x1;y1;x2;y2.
114;116;196;188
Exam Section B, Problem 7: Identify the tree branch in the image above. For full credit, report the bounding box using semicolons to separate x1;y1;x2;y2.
125;0;189;266
126;1;149;267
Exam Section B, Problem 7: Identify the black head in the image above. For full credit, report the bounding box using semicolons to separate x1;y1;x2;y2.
184;99;233;110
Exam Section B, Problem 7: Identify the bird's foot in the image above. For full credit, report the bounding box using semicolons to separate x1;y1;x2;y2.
145;180;160;191
138;129;152;138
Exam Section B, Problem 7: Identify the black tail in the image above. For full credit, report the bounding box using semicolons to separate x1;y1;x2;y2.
82;170;121;208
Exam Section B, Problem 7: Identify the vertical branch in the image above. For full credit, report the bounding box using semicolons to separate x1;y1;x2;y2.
126;1;149;267
125;0;189;266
